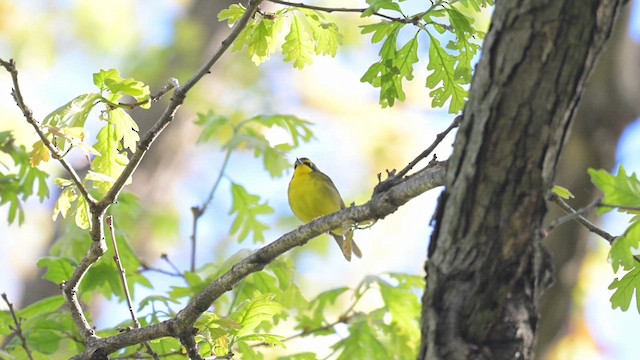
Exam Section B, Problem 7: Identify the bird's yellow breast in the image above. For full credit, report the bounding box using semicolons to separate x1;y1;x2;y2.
288;165;344;224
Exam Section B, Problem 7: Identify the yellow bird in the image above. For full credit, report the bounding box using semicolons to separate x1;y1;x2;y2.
288;157;362;261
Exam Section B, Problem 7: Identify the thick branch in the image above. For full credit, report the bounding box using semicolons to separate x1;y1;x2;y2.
70;160;446;359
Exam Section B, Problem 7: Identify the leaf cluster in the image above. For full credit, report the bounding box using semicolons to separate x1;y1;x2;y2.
220;0;492;113
0;131;49;224
589;166;640;312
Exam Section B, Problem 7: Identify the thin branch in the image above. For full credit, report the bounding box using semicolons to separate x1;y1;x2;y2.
139;261;183;278
374;115;460;194
151;78;180;103
267;0;408;22
1;293;34;360
108;216;140;328
160;254;183;276
395;115;461;179
0;58;96;206
190;147;233;272
70;160;447;359
547;194;615;243
107;217;160;359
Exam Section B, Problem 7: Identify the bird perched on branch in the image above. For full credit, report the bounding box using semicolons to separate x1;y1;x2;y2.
288;157;361;261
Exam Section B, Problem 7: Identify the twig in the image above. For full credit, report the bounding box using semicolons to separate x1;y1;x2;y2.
396;115;461;179
0;58;96;206
547;194;615;244
139;261;183;277
1;293;34;360
267;0;408;22
108;216;160;360
107;216;140;328
190;148;234;272
160;254;183;276
151;78;179;103
374;115;460;194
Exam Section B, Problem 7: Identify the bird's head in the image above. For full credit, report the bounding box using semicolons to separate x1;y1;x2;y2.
294;157;317;174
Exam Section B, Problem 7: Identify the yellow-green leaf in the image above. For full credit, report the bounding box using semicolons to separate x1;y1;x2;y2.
75;197;91;229
29;140;51;167
552;185;575;200
52;187;78;221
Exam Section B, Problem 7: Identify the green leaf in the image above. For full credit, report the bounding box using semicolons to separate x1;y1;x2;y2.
426;32;468;114
363;0;403;17
589;166;640;215
609;222;640;272
37;257;77;284
0;132;50;224
109;108;140;152
232;292;284;337
378;275;421;342
298;9;342;57
229;182;274;242
234;16;282;65
360;22;407;107
91;122;130;194
333;318;389;359
17;295;65;319
26;329;64;354
444;7;481;84
74;197;91;229
53;186;78;221
278;353;319;360
170;272;208;300
609;266;640;312
94;68;150;107
236;341;266;359
0;311;12;336
360;21;401;44
394;34;420;81
43;93;100;129
218;3;246;26
552;185;575;200
195;111;233;143
234;114;313;177
282;15;315;69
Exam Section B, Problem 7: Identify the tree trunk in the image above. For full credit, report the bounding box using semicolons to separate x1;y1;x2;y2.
420;1;627;359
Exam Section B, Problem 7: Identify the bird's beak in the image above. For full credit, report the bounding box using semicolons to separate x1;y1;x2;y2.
294;158;303;167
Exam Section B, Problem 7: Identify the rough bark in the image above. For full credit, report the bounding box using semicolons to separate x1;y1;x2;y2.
420;1;627;359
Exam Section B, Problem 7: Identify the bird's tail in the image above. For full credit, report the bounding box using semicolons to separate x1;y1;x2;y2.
331;228;362;262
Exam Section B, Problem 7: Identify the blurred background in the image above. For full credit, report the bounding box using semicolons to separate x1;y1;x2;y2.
1;0;640;359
